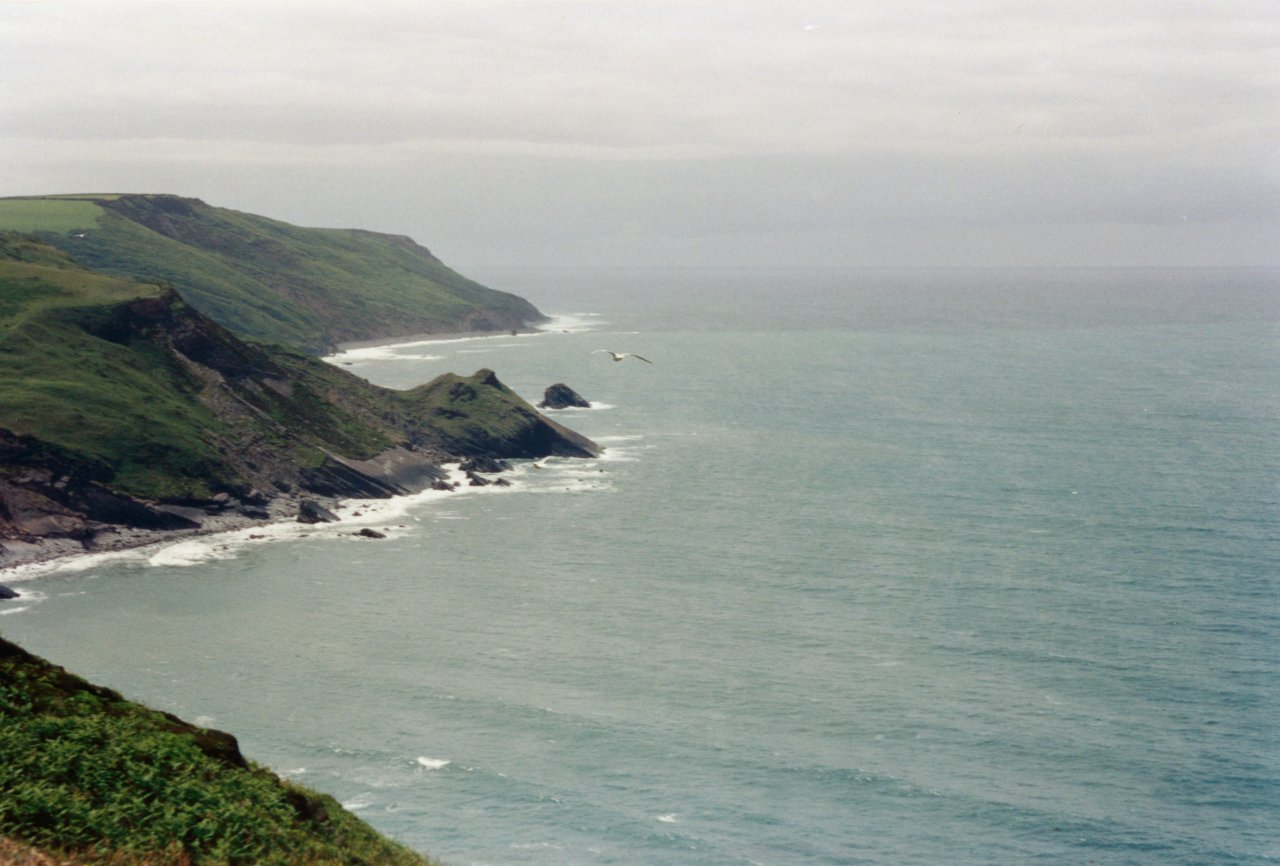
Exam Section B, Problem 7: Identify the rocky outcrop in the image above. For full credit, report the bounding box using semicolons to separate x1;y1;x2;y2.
0;434;202;545
459;455;513;474
538;383;591;409
0;584;18;600
297;499;340;524
406;369;600;460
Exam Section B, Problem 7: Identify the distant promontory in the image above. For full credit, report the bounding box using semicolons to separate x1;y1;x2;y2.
0;196;597;569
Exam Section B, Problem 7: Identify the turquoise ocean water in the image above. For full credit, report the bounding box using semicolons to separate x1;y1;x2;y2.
2;267;1277;865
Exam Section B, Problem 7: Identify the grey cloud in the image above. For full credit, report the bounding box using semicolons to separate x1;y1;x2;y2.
1;1;1276;268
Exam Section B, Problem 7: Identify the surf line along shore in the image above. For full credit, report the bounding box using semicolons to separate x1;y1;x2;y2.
0;453;565;595
0;392;603;590
0;312;605;594
0;364;606;581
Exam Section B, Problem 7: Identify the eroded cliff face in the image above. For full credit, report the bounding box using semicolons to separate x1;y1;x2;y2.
0;288;597;561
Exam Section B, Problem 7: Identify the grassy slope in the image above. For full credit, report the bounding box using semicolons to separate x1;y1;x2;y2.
0;236;229;499
0;196;542;354
0;635;435;866
0;235;591;504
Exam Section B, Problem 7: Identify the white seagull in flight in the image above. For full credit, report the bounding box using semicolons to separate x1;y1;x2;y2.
594;350;653;364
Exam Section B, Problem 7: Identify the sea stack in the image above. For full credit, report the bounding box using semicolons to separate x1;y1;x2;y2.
538;383;591;409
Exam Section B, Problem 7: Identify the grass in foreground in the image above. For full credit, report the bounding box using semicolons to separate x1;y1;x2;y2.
0;636;436;866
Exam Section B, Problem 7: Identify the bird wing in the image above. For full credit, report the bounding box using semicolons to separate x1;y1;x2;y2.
631;354;653;364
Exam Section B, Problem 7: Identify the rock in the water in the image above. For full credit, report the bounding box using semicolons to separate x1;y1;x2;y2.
466;471;491;487
297;499;340;524
538;383;591;410
355;527;386;539
0;584;18;600
459;455;512;474
431;479;456;491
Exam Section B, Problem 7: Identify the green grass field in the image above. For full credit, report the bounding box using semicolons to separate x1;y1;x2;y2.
0;198;102;234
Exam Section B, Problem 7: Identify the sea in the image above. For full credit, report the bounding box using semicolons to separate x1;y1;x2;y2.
2;266;1277;866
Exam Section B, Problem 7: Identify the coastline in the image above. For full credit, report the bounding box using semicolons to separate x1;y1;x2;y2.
0;461;472;587
0;493;323;582
323;310;602;362
1;313;601;591
0;446;600;591
331;323;543;353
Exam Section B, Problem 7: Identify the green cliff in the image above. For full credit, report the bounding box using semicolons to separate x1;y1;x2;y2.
0;233;597;555
0;195;542;354
0;634;437;865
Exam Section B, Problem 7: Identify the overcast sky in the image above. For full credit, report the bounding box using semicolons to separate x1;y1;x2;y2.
2;1;1277;272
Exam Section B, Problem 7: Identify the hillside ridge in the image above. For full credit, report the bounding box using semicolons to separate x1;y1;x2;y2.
0;194;543;354
0;234;597;570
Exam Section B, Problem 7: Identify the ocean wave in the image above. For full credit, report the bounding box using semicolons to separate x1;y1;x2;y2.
542;402;615;412
542;311;605;333
147;539;238;568
416;756;451;770
321;343;447;364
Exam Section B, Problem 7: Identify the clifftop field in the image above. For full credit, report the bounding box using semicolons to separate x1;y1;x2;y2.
0;195;542;354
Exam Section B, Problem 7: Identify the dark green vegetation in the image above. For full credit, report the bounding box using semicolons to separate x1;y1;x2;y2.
0;234;595;543
0;195;542;354
0;635;436;866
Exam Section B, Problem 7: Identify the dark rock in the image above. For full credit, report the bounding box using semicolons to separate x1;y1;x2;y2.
538;383;591;409
356;527;386;539
460;455;512;474
71;486;200;531
493;477;512;487
238;507;271;520
431;479;456;491
466;471;490;487
0;584;18;600
297;499;340;524
242;488;270;506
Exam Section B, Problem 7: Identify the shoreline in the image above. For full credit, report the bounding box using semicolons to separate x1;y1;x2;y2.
332;324;543;353
1;313;602;591
0;450;596;589
0;494;323;582
323;310;601;361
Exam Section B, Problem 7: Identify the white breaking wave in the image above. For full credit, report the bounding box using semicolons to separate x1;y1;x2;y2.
541;402;615;412
321;338;451;365
321;311;602;368
0;452;621;591
416;756;451;770
541;311;605;334
148;539;235;568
